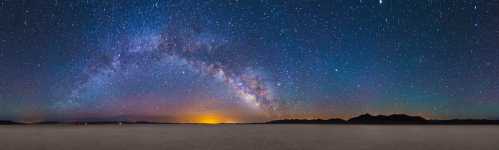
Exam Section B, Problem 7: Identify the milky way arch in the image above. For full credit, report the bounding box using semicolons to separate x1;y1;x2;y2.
53;23;280;118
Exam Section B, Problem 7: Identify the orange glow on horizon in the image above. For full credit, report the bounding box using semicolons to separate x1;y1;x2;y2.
189;113;237;124
198;115;221;124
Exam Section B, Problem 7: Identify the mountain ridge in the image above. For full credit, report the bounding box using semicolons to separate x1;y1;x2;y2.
267;113;499;125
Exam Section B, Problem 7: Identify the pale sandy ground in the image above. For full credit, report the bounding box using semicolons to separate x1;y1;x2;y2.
1;125;499;150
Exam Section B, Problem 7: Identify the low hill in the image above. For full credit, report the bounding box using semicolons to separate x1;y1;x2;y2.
348;114;428;124
267;114;499;125
0;120;20;125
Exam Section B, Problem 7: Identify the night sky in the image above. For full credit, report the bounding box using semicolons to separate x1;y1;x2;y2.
1;0;499;123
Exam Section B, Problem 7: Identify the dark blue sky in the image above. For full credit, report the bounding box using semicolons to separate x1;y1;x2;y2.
1;0;498;122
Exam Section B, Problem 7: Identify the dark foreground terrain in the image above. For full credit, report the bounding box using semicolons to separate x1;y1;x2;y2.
1;125;499;150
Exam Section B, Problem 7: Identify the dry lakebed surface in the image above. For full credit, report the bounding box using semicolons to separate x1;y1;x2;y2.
1;124;499;150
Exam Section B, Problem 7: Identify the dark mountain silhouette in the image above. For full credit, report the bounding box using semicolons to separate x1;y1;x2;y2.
267;113;499;125
0;115;176;125
431;119;499;125
348;113;428;124
0;120;19;125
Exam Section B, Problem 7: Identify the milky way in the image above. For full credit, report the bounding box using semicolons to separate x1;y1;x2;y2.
56;23;279;116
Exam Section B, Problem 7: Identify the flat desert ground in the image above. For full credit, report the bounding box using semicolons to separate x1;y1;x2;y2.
1;125;499;150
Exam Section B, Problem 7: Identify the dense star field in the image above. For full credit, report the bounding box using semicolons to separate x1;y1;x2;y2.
0;0;498;123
